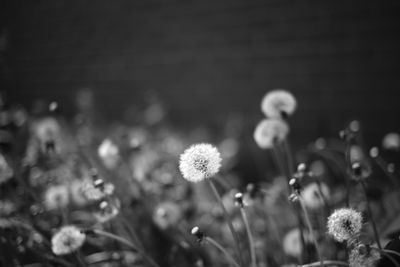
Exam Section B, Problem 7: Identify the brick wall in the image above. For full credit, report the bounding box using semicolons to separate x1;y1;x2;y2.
2;0;400;144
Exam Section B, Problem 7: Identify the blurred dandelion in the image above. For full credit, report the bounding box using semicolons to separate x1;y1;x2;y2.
51;225;86;255
253;119;289;149
261;89;297;119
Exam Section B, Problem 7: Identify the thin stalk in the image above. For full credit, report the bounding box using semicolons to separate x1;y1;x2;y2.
207;179;243;266
299;196;324;267
359;180;381;249
344;141;351;207
92;229;160;267
205;236;241;267
372;247;400;267
240;208;257;267
298;260;349;267
275;141;306;263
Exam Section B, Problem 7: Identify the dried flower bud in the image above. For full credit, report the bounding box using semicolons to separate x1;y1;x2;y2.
234;192;244;208
191;226;205;243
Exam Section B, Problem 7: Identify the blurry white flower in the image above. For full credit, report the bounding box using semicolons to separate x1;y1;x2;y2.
0;200;17;216
43;184;70;210
179;143;222;183
81;180;114;201
261;89;297;119
301;182;330;210
327;208;362;242
93;200;120;223
51;225;86;255
98;139;119;169
349;244;380;267
153;202;182;230
382;132;400;150
0;154;13;184
350;145;365;163
69;180;88;206
33;117;62;154
283;228;312;257
253;119;289;149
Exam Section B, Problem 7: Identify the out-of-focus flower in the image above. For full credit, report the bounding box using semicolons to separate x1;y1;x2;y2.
261;89;297;119
69;180;88;206
327;208;363;242
283;228;312;257
301;182;330;210
153;202;182;230
0;154;13;184
98;139;120;169
81;180;114;201
350;145;365;163
382;133;400;151
43;184;70;210
179;143;222;183
253;119;289;149
0;200;17;216
51;225;86;255
349;244;380;267
93;200;120;223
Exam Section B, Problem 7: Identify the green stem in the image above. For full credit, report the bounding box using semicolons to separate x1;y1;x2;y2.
208;179;243;266
240;208;257;267
299;196;324;267
372;247;400;267
298;260;349;267
360;180;382;249
206;237;241;267
92;229;160;267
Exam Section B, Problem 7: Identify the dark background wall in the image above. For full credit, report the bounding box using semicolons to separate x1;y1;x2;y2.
1;0;400;144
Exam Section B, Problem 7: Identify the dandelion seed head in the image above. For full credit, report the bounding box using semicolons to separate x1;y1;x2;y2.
179;143;221;183
43;184;70;210
349;244;380;267
93;200;119;223
81;180;114;201
254;119;289;149
51;225;86;255
98;139;120;169
261;89;297;119
327;208;363;242
153;202;182;230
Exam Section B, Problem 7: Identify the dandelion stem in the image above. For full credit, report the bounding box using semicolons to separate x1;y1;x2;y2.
372;247;400;267
297;260;349;267
205;236;241;267
208;179;243;266
359;180;381;249
239;207;257;267
299;196;324;267
92;229;160;267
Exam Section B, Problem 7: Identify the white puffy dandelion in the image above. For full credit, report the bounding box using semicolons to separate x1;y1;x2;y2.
43;184;70;210
179;143;222;183
301;182;330;210
327;208;363;242
253;119;289;149
51;225;86;255
261;89;297;119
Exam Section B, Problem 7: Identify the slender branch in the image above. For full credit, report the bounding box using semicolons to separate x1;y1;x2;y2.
206;237;241;267
208;179;243;266
299;196;324;267
360;180;381;249
298;260;349;267
240;208;257;267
